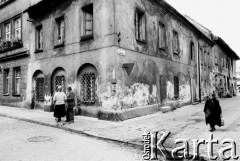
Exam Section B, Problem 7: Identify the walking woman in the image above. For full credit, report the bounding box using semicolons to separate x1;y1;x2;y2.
204;93;222;132
53;86;67;126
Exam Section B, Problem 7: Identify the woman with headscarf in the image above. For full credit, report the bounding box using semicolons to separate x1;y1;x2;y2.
204;93;222;132
53;85;67;126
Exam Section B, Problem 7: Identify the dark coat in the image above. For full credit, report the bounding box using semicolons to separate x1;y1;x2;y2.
204;98;222;127
66;92;75;108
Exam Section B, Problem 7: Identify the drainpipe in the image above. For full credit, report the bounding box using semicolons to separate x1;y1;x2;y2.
198;40;201;103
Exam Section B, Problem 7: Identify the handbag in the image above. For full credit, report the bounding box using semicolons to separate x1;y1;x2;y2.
221;116;224;126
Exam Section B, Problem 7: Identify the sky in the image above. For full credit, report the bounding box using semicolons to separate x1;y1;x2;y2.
165;0;240;64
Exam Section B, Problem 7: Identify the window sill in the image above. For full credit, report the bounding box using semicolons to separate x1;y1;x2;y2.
35;49;43;53
159;47;166;51
0;0;15;9
173;51;180;55
81;35;94;41
3;93;9;96
12;94;21;97
54;42;64;48
136;39;146;44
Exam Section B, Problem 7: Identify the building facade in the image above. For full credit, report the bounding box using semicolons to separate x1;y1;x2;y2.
0;0;238;119
0;0;31;107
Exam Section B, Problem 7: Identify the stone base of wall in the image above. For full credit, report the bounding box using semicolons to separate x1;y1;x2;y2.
97;104;160;121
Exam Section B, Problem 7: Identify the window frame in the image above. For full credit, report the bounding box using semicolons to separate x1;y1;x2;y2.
14;17;21;40
135;8;146;43
158;22;166;50
3;68;10;95
35;24;43;52
174;76;179;99
81;3;94;41
13;67;21;96
5;22;11;41
54;16;65;48
172;30;180;54
190;41;194;60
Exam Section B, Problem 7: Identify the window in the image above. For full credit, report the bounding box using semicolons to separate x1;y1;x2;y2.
13;67;21;95
36;25;43;50
82;4;93;38
215;52;218;65
36;77;44;101
55;16;64;44
55;75;65;92
3;69;9;94
135;9;146;42
200;48;203;65
204;51;207;66
174;76;179;99
14;18;21;39
208;52;210;67
81;72;96;104
5;22;11;41
190;42;194;60
158;23;166;49
173;30;179;54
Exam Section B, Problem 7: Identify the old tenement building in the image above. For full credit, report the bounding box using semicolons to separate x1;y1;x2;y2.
0;0;238;120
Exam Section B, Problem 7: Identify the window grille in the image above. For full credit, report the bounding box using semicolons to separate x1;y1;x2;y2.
81;72;96;104
55;75;65;92
36;77;44;101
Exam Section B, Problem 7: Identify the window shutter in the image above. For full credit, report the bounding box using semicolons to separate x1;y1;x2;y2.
40;27;43;49
60;19;64;40
141;14;146;41
85;13;93;35
135;11;139;40
3;70;6;94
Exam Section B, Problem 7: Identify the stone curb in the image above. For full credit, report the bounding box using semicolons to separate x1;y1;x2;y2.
0;113;209;160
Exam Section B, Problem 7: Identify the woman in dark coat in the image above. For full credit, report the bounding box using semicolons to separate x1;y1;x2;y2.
204;93;222;132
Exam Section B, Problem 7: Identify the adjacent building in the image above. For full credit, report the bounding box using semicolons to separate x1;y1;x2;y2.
0;0;239;119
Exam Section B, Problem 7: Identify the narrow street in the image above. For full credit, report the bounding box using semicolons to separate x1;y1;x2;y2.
0;117;142;161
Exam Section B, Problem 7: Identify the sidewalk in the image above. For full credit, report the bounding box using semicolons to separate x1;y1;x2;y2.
0;96;240;160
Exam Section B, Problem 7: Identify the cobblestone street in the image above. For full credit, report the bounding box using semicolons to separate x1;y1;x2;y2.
0;117;142;161
0;95;240;160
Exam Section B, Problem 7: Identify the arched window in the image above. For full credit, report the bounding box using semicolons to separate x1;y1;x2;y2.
77;64;97;105
33;71;44;102
52;68;66;93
